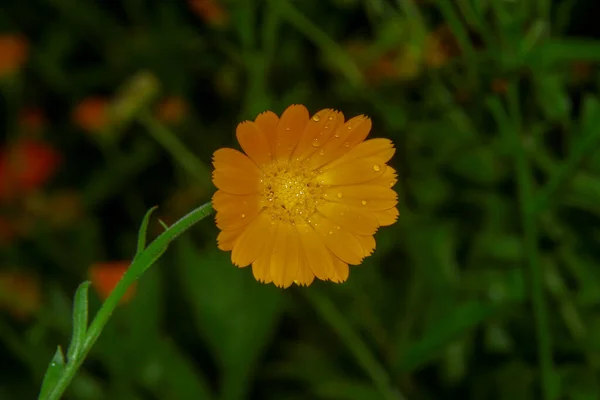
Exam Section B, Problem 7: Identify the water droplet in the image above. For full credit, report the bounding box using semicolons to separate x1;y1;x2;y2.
389;181;395;187
324;124;330;129
312;115;321;122
361;200;368;206
328;231;334;235
337;192;343;199
241;213;246;218
347;125;352;130
286;127;291;131
318;149;325;156
336;225;341;230
343;142;350;148
334;132;340;138
373;164;381;172
328;115;334;120
312;138;321;147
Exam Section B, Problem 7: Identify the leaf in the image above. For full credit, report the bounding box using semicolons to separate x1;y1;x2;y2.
135;206;158;258
39;346;66;399
67;281;91;361
397;301;497;372
176;238;283;400
314;380;382;400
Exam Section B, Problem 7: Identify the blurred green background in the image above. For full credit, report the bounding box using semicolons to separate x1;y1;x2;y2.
2;0;600;399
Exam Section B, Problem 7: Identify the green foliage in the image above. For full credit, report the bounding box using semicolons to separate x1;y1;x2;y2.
1;0;600;399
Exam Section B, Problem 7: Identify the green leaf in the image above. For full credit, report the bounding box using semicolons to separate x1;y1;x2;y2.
135;206;158;258
314;380;382;400
66;281;91;361
39;346;66;399
176;238;283;400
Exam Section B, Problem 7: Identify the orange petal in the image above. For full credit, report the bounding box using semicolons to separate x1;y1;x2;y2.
317;202;379;235
371;166;398;188
317;157;385;186
374;207;399;226
357;235;376;256
254;110;279;154
213;192;261;231
308;115;371;170
295;253;315;286
322;185;398;211
236;121;272;166
270;222;299;288
297;222;335;280
308;213;364;265
252;222;278;284
330;257;349;283
321;138;395;172
217;226;245;251
292;109;343;161
89;261;135;304
231;211;272;267
212;148;262;194
275;104;309;160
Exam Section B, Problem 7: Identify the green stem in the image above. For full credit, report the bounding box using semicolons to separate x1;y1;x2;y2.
505;85;554;400
305;290;404;400
42;202;214;400
139;113;212;190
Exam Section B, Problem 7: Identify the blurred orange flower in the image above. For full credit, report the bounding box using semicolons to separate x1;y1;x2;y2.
0;139;62;200
72;97;109;133
0;34;28;77
0;271;41;319
156;96;189;125
212;105;399;288
423;25;460;68
89;261;136;304
189;0;229;27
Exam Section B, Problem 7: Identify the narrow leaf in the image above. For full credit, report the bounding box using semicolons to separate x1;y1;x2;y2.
67;281;91;361
39;346;66;399
136;206;158;258
158;219;169;231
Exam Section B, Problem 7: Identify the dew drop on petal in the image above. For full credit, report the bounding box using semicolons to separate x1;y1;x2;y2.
373;164;381;172
312;115;321;122
312;138;321;147
241;213;246;218
286;127;291;131
318;149;325;156
361;200;368;206
337;192;343;199
343;142;350;148
389;180;395;187
334;132;340;138
347;125;352;130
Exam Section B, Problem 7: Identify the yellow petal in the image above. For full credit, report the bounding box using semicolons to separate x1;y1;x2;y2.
357;235;376;256
330;257;349;283
214;193;261;231
308;212;364;265
252;222;278;284
217;226;245;251
270;222;299;288
292;109;343;161
212;148;262;194
321;138;395;172
296;222;335;280
317;202;379;235
254;110;279;154
275;104;309;160
294;253;315;286
322;185;398;211
236;121;272;166
317;157;385;186
374;207;399;226
231;211;273;267
308;115;371;170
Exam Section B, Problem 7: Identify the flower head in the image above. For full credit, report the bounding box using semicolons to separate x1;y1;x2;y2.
212;105;399;288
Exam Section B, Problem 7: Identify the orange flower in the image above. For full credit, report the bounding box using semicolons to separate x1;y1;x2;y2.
72;97;109;133
189;0;229;27
212;105;399;288
0;271;41;319
0;139;62;200
0;34;28;77
156;96;189;124
89;261;136;304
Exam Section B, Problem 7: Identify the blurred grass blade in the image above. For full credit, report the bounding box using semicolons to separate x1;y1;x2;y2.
305;290;404;400
528;39;600;67
66;281;91;361
135;206;158;258
110;70;160;131
39;346;66;399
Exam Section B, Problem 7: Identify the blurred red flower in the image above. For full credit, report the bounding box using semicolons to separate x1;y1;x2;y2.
0;139;62;200
89;261;136;304
72;97;109;133
0;34;28;77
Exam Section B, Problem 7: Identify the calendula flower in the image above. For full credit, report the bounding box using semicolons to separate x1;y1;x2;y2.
89;261;136;304
212;105;399;288
72;97;109;133
0;34;28;77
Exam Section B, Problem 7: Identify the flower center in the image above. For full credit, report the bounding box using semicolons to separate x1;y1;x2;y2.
261;161;323;224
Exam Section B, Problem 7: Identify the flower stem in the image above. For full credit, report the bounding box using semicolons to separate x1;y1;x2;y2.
41;202;214;400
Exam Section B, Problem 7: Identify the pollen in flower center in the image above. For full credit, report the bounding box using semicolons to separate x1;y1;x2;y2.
261;161;323;223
